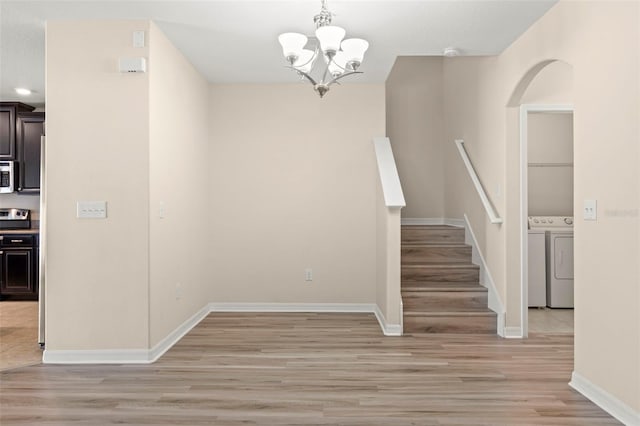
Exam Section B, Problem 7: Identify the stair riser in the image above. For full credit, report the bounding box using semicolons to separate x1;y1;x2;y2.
401;229;465;244
402;291;488;310
402;267;479;282
404;315;497;334
402;246;472;264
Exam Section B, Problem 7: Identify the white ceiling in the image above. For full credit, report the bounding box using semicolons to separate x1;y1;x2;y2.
0;0;557;104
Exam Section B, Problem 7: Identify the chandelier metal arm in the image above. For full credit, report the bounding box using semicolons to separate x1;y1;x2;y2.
286;67;318;86
326;71;363;87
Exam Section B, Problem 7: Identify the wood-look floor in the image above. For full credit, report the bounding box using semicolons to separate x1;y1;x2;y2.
0;313;618;425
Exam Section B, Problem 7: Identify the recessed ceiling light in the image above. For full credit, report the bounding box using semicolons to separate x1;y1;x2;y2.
15;88;32;96
443;47;460;57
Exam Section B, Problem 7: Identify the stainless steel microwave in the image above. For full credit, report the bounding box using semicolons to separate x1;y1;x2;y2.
0;161;16;193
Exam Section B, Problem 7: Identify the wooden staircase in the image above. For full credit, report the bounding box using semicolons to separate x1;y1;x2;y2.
401;225;497;334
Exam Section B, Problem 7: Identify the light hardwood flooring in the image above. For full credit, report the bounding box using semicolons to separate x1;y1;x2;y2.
0;302;42;371
0;312;617;425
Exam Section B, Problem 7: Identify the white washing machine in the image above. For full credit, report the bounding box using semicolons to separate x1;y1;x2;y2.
527;228;547;307
528;216;574;308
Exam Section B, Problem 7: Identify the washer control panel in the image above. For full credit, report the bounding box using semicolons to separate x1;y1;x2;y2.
528;216;574;229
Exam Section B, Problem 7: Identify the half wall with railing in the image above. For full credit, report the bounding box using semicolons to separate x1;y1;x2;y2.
373;137;405;336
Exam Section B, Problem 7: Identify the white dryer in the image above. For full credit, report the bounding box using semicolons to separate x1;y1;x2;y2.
528;216;574;308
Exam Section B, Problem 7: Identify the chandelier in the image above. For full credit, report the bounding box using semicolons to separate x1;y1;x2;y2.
277;0;369;98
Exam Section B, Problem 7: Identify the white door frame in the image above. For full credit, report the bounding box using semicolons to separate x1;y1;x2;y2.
519;104;573;337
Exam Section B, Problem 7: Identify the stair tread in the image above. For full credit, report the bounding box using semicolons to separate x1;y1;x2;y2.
404;310;496;317
402;264;479;269
402;243;469;247
402;282;486;292
401;225;463;229
402;286;487;293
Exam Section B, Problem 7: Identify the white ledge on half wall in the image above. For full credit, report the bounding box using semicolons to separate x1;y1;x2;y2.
373;137;405;208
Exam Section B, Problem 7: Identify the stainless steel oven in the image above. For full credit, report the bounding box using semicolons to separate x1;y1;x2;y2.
0;161;16;193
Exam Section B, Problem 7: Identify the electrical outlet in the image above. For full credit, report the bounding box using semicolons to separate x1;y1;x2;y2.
305;268;313;282
159;201;166;219
584;199;597;221
175;282;182;300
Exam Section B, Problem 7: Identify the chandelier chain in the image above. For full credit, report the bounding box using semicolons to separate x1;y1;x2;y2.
313;0;332;28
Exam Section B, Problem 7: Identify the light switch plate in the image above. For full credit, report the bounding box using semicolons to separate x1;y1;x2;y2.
133;31;145;48
584;199;597;221
77;201;107;219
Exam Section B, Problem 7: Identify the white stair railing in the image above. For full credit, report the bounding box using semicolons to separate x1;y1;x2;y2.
454;139;503;225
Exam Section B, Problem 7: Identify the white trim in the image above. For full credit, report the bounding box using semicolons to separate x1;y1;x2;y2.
148;304;211;362
454;139;503;224
44;303;400;364
208;302;376;313
401;217;445;226
444;218;465;228
43;348;151;364
463;214;506;337
503;326;524;339
210;303;402;337
43;303;212;365
570;371;640;426
519;104;573;338
401;217;464;227
373;305;403;336
373;137;406;208
496;312;505;337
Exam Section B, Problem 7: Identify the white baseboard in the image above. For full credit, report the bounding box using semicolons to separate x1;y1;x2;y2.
463;214;506;337
401;217;464;227
444;218;465;227
43;303;212;365
43;303;399;364
402;217;445;225
148;304;211;362
570;372;640;426
211;302;402;337
373;305;402;336
43;348;151;364
496;312;505;337
208;302;375;313
503;326;523;339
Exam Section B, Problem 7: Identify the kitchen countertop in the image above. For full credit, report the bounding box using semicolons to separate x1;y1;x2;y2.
0;228;39;235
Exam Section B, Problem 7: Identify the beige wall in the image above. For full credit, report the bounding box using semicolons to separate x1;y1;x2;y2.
386;57;445;219
443;56;505;292
148;23;211;347
207;84;384;304
45;21;151;350
528;112;573;216
442;1;639;412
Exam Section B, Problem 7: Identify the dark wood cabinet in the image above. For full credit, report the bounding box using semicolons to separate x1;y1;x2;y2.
0;234;38;300
0;102;35;160
16;113;45;193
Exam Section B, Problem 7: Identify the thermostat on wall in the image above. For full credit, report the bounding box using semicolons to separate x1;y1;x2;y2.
118;57;146;73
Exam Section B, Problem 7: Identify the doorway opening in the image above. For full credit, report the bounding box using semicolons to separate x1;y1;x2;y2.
520;104;574;337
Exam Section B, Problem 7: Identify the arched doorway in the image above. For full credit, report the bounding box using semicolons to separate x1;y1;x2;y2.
506;60;574;337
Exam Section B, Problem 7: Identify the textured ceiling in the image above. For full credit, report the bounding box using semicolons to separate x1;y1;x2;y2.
0;0;557;104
